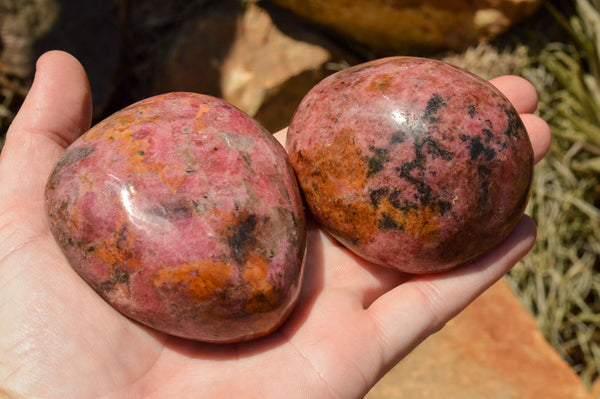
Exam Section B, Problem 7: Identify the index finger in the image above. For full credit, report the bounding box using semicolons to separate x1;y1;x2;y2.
490;75;538;114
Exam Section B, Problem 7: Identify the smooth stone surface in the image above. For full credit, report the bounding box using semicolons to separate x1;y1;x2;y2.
45;92;306;342
287;56;534;273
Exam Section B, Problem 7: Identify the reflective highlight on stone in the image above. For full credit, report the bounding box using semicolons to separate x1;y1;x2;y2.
46;92;306;342
287;57;533;273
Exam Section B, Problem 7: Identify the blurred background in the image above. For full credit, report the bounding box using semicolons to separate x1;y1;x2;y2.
1;0;599;396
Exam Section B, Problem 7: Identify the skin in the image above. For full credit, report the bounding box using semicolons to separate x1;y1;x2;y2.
0;51;551;399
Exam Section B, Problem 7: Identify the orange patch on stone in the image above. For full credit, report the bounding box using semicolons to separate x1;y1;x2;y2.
293;126;441;245
243;253;280;313
152;260;233;301
294;127;367;208
94;221;139;272
376;198;442;243
194;103;211;131
107;125;188;193
156;164;187;193
293;127;372;244
368;73;394;92
243;253;270;290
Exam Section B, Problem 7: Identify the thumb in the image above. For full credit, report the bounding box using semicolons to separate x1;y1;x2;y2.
0;50;92;206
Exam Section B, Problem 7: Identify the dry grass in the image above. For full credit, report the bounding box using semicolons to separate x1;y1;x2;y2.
443;0;600;386
507;0;600;386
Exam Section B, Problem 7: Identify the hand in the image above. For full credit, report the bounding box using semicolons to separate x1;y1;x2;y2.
0;51;551;399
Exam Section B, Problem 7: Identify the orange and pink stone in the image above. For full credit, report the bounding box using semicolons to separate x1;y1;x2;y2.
46;93;306;342
286;57;534;273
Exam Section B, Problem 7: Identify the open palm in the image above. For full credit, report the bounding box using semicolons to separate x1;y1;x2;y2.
0;51;551;399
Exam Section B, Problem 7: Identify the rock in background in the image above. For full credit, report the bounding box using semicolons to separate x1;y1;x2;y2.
0;0;122;119
366;280;592;399
0;0;58;83
0;0;541;135
152;1;359;132
0;0;58;137
110;0;216;117
266;0;542;55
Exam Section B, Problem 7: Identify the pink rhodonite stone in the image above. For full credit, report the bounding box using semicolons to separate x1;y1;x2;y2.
45;92;306;342
286;57;534;273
